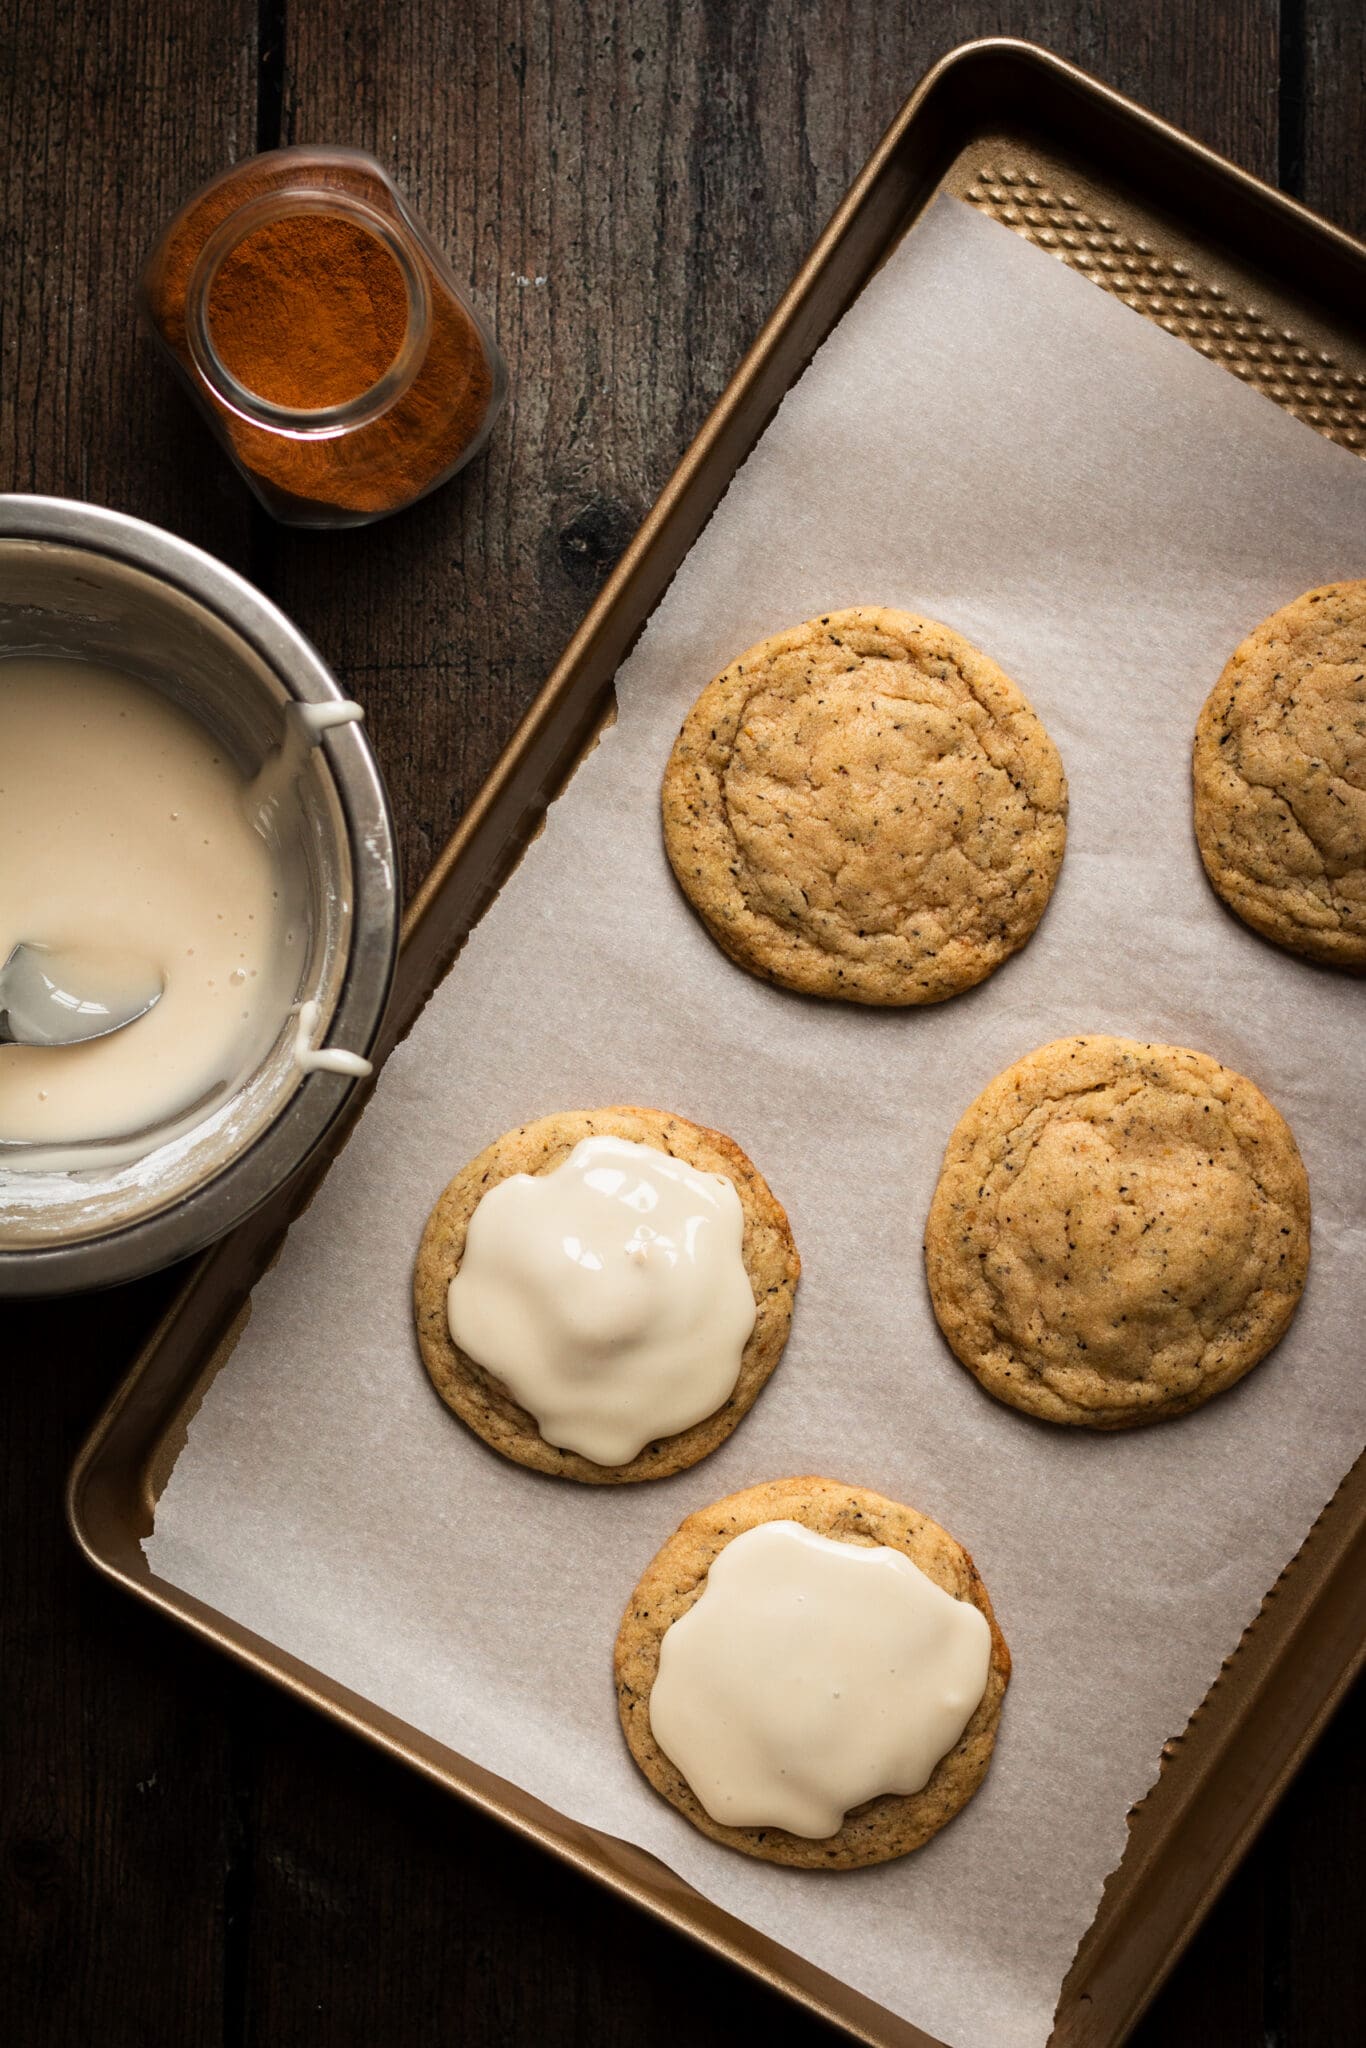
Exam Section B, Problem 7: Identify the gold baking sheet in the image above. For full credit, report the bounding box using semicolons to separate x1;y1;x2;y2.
68;41;1366;2048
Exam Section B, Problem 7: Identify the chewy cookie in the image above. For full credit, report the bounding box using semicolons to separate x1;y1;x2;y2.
1193;581;1366;968
661;606;1067;1004
414;1106;799;1482
924;1036;1310;1429
614;1476;1010;1869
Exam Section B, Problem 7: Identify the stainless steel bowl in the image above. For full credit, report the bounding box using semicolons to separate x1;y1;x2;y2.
0;496;398;1295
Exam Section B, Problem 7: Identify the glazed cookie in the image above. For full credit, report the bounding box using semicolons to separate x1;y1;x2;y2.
1193;580;1366;968
414;1106;799;1482
925;1036;1310;1429
661;606;1067;1004
614;1476;1010;1869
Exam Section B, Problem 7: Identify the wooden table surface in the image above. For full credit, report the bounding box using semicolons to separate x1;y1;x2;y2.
3;3;1364;2043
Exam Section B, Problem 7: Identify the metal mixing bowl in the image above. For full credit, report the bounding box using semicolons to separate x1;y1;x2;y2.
0;496;398;1295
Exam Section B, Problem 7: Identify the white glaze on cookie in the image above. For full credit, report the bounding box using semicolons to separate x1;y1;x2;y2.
446;1135;756;1465
647;1519;991;1837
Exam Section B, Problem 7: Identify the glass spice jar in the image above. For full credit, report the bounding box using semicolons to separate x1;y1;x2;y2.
140;145;508;529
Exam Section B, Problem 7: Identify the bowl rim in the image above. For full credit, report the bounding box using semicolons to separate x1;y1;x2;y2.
0;494;399;1296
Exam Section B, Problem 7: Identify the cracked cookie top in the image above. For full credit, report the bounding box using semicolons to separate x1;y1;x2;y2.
1193;581;1366;969
661;607;1068;1004
924;1035;1310;1429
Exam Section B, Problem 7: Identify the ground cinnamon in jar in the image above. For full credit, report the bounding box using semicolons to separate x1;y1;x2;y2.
141;148;506;527
207;214;410;409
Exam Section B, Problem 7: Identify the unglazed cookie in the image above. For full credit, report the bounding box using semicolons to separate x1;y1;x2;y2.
925;1036;1310;1429
1193;581;1366;968
414;1106;799;1482
661;607;1067;1004
614;1476;1010;1868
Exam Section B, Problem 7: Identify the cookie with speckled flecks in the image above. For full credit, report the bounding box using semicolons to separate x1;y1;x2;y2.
613;1476;1010;1869
924;1035;1310;1429
1194;580;1366;968
661;607;1067;1004
414;1106;799;1482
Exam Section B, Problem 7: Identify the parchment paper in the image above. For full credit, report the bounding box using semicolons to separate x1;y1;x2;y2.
146;197;1366;2048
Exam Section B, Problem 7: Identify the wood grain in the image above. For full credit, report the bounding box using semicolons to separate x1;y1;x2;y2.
1303;1;1366;237
0;1264;224;2048
2;3;1363;2046
0;7;256;2041
0;0;257;561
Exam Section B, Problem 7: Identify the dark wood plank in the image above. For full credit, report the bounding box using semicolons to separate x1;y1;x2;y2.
0;1265;229;2048
0;2;257;2042
1263;1678;1366;2048
1;0;257;560
1302;0;1366;239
